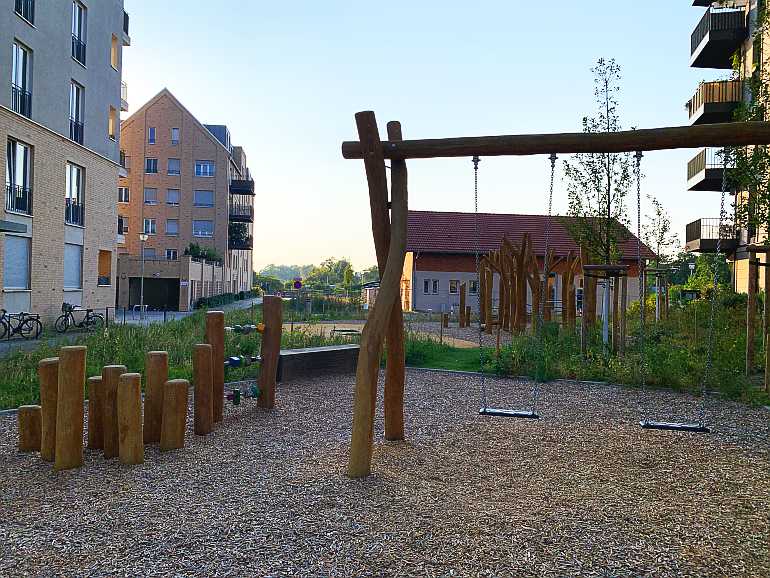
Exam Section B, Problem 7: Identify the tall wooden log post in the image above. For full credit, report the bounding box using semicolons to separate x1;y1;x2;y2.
18;405;41;452
117;373;144;465
348;113;408;477
86;376;104;450
620;276;628;356
38;357;59;462
765;250;770;393
193;344;214;435
102;364;127;459
205;311;225;423
55;346;86;471
160;379;188;451
459;283;467;328
258;296;283;410
144;351;168;444
747;257;758;377
612;279;620;353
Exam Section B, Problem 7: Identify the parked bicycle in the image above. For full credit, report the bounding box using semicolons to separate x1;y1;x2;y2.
54;303;105;333
0;309;42;340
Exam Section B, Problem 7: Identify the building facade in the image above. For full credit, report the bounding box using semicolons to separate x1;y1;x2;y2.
0;0;129;321
116;89;254;311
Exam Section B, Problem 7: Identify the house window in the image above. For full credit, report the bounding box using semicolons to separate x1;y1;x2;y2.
63;243;83;290
11;41;31;118
166;248;178;261
108;106;117;140
15;0;35;24
3;235;30;290
98;250;111;286
117;215;128;234
110;34;118;69
166;219;178;236
118;187;129;203
469;280;478;295
6;138;32;215
166;189;180;205
143;188;158;204
432;280;439;294
192;220;214;237
171;127;180;145
193;190;214;207
167;158;180;175
71;1;87;65
148;127;156;144
143;218;156;235
423;279;430;294
65;163;84;226
143;247;156;259
195;160;215;177
69;82;84;143
145;158;158;174
449;280;459;294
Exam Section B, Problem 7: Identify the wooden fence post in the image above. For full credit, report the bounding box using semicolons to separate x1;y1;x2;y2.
143;351;168;444
620;276;628;356
205;312;225;423
18;405;41;452
87;376;104;450
747;258;758;376
55;346;87;471
117;373;144;465
612;278;620;354
102;364;127;459
459;283;467;328
38;357;59;462
160;379;188;451
765;251;770;393
258;296;283;410
193;344;213;435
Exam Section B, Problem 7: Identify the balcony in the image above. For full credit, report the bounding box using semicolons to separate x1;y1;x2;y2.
71;35;87;66
122;11;131;46
119;151;130;178
229;204;254;222
229;235;253;251
121;82;129;112
686;80;742;124
70;118;84;145
5;184;32;215
690;7;748;69
229;179;255;195
11;84;31;118
65;198;84;226
685;218;737;253
687;148;736;191
14;0;34;23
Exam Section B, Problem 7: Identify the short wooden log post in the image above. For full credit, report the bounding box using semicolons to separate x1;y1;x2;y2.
38;357;59;462
86;376;104;450
205;311;225;422
258;296;283;410
193;344;213;435
55;346;87;471
18;405;41;452
459;283;467;327
160;379;188;451
465;306;472;327
117;373;144;465
143;351;168;444
747;258;758;376
442;313;449;328
102;364;127;460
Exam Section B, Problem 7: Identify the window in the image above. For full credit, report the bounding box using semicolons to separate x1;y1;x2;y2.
167;158;180;175
171;127;180;145
143;247;156;259
108;106;117;140
192;220;214;237
3;235;30;290
69;82;84;143
15;0;35;24
118;187;129;203
110;34;118;69
65;163;84;226
423;279;430;295
145;158;158;174
195;160;215;177
117;215;128;234
469;280;478;295
165;219;178;236
143;188;158;204
166;188;180;205
193;190;214;207
11;42;31;117
71;1;87;65
432;280;439;294
148;127;156;144
449;280;459;294
143;218;156;235
6;138;32;214
98;250;111;286
64;243;83;289
165;249;178;261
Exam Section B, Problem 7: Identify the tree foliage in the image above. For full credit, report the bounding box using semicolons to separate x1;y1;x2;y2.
643;195;679;266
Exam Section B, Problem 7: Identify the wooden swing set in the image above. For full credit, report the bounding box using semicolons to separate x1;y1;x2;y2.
342;112;770;478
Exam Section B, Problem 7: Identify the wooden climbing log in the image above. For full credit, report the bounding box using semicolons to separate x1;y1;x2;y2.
258;296;283;410
143;351;168;444
160;379;188;451
193;344;213;435
102;364;127;459
18;405;41;452
205;311;226;422
38;357;59;462
55;346;86;471
86;376;104;450
117;373;144;465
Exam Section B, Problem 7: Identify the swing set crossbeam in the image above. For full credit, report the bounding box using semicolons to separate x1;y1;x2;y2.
640;420;710;434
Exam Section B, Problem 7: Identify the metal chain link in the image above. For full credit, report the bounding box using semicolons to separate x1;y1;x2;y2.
473;156;487;410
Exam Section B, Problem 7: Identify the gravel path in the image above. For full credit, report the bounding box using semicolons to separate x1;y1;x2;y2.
1;371;768;576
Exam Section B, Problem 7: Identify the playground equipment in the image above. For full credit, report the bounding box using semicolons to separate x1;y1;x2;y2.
341;112;766;477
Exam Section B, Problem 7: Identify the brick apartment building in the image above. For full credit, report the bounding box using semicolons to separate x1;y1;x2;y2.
402;211;654;316
116;89;254;311
0;0;130;322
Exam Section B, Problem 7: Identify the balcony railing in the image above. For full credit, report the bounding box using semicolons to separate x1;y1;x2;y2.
229;204;254;222
123;11;130;35
691;7;748;69
229;179;255;195
687;148;735;180
15;0;34;23
11;84;31;118
71;35;86;65
229;235;253;251
686;80;742;123
685;217;738;253
5;184;32;215
70;118;84;144
65;198;84;226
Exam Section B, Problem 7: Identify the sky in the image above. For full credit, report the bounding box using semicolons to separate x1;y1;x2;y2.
122;1;727;272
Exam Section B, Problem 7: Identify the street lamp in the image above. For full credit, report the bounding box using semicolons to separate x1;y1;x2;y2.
139;233;148;321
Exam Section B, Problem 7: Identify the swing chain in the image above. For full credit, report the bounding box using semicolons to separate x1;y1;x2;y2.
473;155;487;410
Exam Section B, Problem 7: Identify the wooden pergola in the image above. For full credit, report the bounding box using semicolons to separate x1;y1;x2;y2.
342;113;770;478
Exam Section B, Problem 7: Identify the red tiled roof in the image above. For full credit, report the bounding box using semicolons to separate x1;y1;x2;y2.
407;210;656;260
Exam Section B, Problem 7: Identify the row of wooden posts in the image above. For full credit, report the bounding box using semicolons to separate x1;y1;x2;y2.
17;298;284;469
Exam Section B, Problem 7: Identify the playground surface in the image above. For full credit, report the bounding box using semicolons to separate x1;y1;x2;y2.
1;371;768;577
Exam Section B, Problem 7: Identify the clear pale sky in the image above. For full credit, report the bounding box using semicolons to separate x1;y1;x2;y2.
122;1;726;271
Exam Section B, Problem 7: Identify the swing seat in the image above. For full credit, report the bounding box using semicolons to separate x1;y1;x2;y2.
479;408;540;419
640;420;710;433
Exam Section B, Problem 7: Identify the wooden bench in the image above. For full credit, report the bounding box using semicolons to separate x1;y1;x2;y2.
277;344;360;382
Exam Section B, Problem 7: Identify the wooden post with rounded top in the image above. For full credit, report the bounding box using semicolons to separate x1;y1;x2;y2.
87;376;104;450
205;312;225;422
258;296;283;409
117;373;144;465
38;357;59;462
102;364;127;459
143;351;168;444
18;405;41;452
55;346;86;471
193;344;213;435
160;379;188;451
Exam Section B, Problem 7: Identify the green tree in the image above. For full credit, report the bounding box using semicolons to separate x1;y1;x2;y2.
686;254;731;294
642;195;679;266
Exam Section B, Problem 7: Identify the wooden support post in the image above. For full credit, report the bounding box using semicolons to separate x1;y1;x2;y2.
459;283;467;328
193;344;214;435
442;313;449;328
765;251;770;393
486;267;495;334
612;279;620;354
479;261;487;327
160;379;188;451
18;405;41;452
747;258;758;376
258;296;283;410
466;306;472;327
102;364;127;459
205;311;225;422
620;276;628;356
38;357;59;462
55;346;86;471
86;376;104;450
117;373;144;465
143;351;168;444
